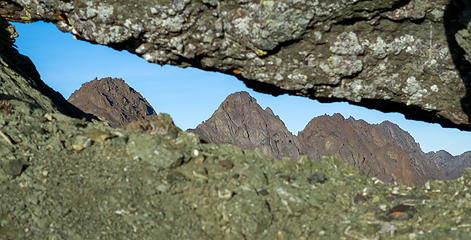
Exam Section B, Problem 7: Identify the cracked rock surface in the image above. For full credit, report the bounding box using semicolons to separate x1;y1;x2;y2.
2;0;471;130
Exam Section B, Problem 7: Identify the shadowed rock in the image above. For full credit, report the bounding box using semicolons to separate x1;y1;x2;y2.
0;17;87;118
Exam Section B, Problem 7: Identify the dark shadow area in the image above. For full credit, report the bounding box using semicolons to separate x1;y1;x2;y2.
444;0;471;123
346;98;471;131
0;16;95;120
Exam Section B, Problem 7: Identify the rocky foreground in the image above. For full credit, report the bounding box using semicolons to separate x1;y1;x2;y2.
2;102;471;239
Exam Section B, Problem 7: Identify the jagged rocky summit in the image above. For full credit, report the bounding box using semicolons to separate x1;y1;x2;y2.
192;91;449;186
427;150;471;180
298;114;443;186
68;77;156;127
189;91;300;160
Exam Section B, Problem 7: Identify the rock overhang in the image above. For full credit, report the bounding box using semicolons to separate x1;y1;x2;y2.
1;0;471;130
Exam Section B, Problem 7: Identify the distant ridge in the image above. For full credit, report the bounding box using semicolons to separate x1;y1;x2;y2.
298;113;443;185
426;150;471;179
68;77;156;127
67;81;470;185
191;91;456;185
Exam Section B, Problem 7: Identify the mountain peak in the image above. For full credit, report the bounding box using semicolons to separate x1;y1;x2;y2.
191;92;445;185
297;113;443;185
68;77;156;127
265;107;275;116
223;91;255;104
190;91;300;159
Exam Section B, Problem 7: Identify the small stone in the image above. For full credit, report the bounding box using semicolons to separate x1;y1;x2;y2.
257;189;269;196
308;172;326;184
387;204;416;220
83;128;114;145
277;230;287;239
217;189;233;200
379;222;397;234
156;184;169;193
44;113;53;121
72;135;91;151
219;160;234;170
72;144;84;151
424;181;431;191
193;167;209;180
354;194;367;203
4;159;27;177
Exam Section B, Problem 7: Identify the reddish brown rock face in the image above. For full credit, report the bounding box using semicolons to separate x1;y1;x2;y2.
297;114;444;186
68;77;156;127
192;92;446;185
189;91;301;160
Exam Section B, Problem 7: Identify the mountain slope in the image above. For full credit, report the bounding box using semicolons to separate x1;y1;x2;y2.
427;150;471;179
298;114;443;185
68;77;156;127
190;91;301;159
192;92;446;185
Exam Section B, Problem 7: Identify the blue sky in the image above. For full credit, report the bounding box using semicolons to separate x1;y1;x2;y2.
12;22;471;156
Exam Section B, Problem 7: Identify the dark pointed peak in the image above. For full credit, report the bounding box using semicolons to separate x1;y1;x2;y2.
191;91;300;159
428;150;454;158
68;77;156;128
379;120;400;128
332;113;345;120
265;107;274;115
223;91;257;105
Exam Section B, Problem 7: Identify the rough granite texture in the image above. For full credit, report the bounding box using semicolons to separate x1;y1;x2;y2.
2;0;471;130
